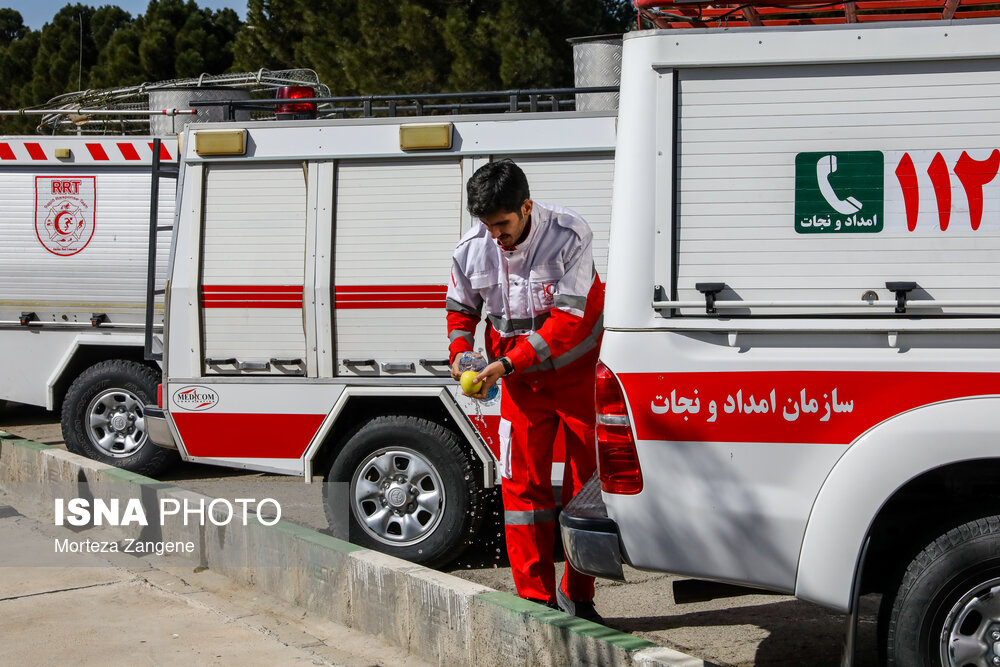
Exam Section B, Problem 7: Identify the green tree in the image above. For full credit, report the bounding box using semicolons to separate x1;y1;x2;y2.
173;6;241;77
27;5;98;105
88;20;143;88
235;0;632;96
232;0;312;71
0;9;39;132
86;5;141;88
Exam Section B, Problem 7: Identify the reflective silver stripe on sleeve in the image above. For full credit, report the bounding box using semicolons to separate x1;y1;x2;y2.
504;508;558;525
446;297;481;316
527;332;551;362
554;294;587;312
449;329;474;344
487;313;549;334
522;315;604;374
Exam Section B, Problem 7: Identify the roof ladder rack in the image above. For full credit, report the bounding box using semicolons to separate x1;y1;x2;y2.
634;1;1000;29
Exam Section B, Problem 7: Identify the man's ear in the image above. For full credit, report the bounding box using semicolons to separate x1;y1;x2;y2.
522;199;533;218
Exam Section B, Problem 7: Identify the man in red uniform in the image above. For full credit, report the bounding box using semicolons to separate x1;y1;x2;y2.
446;159;604;620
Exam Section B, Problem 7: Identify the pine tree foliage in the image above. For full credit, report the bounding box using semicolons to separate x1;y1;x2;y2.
0;0;631;133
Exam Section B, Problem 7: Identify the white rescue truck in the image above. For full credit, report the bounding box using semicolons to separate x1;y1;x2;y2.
559;2;1000;665
144;90;618;566
0;130;178;472
0;70;330;476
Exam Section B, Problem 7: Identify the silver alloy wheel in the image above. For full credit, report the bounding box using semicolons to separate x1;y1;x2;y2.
940;576;1000;666
349;446;446;547
85;388;148;457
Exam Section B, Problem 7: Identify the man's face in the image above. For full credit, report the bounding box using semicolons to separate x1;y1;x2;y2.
480;199;532;247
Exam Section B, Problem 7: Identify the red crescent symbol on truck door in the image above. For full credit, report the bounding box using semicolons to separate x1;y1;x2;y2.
53;210;73;235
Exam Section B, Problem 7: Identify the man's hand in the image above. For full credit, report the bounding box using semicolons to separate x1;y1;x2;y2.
464;360;506;400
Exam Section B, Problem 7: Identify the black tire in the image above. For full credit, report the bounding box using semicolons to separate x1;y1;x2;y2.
323;415;484;568
60;359;177;476
882;515;1000;666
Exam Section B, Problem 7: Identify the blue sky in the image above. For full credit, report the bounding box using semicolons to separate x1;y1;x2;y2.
3;2;248;30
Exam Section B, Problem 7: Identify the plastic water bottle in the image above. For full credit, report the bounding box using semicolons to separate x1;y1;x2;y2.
458;351;500;406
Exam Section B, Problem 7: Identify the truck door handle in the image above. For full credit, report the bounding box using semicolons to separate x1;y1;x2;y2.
270;358;304;366
381;362;415;373
237;360;270;371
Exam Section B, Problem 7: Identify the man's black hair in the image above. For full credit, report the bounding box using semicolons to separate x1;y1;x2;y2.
466;159;530;218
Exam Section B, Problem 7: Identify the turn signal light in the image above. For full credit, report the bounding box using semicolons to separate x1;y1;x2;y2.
275;85;317;120
595;361;643;495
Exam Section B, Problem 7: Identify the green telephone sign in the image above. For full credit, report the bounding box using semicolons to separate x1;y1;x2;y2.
795;151;884;233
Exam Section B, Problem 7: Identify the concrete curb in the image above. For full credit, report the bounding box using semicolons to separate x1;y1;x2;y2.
0;433;716;667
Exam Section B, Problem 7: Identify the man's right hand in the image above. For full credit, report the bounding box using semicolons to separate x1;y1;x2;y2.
450;357;463;381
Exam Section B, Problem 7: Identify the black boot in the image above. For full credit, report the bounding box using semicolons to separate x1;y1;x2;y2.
556;588;604;624
524;596;559;611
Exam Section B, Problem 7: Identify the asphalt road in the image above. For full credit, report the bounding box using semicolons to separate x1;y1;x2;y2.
1;402;881;667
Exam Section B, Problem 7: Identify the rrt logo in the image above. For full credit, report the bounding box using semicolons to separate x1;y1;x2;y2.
795;149;1000;234
50;180;82;195
34;175;96;256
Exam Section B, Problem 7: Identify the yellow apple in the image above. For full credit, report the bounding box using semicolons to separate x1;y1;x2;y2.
460;370;483;395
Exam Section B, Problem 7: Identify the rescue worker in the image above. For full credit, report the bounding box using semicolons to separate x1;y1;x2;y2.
445;159;605;621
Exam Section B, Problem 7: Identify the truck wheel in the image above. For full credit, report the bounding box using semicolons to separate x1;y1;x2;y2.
61;360;176;476
882;515;1000;666
324;415;483;568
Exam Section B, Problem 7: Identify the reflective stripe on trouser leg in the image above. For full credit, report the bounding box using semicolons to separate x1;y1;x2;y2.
501;377;560;603
500;360;599;604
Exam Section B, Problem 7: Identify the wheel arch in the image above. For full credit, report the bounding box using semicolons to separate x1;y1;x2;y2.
47;334;157;410
303;386;496;488
795;396;1000;612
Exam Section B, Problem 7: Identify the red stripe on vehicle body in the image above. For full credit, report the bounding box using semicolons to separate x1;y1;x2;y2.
336;285;448;294
86;143;110;160
335;285;447;309
336;301;446;309
204;285;303;293
118;143;141;160
172;412;324;458
149;141;172;161
118;142;140;160
201;285;303;309
25;143;45;160
0;144;14;160
202;302;302;309
619;371;1000;446
468;414;501;458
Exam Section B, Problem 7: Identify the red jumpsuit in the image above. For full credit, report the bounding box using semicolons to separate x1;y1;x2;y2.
446;201;604;604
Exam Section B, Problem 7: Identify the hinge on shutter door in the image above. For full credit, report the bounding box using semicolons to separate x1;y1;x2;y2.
145;137;178;362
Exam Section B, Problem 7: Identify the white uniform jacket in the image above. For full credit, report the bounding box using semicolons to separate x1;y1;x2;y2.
446;201;604;374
